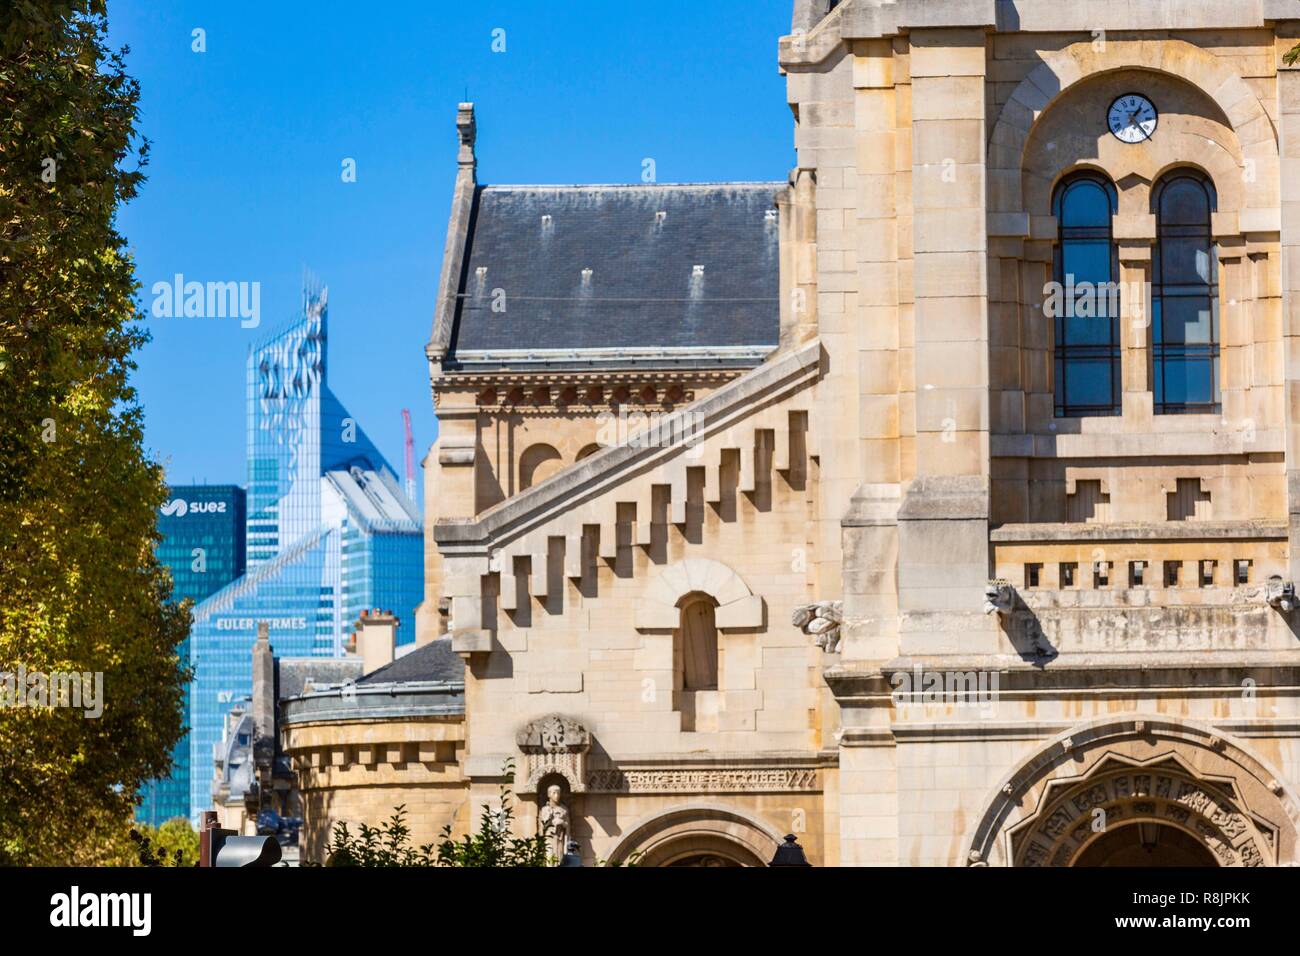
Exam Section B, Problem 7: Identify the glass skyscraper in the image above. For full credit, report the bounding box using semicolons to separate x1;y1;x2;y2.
138;484;246;826
187;286;422;819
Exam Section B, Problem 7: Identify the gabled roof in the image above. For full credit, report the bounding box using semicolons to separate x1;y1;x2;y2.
440;182;783;372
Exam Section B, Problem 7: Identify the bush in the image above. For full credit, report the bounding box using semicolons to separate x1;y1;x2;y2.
325;762;550;867
130;818;198;867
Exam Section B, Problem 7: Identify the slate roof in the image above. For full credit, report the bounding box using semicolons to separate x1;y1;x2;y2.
276;657;364;699
357;637;464;686
444;182;783;371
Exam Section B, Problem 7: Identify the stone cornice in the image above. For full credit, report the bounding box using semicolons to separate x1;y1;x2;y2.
991;428;1285;459
280;682;465;725
839;0;996;38
442;345;771;373
779;2;849;71
990;520;1288;543
823;0;1296;43
823;655;1300;703
434;368;738;394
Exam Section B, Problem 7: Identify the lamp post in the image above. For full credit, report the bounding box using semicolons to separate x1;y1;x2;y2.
769;833;812;866
558;840;583;867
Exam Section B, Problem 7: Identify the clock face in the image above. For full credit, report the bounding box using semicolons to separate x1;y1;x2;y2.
1108;94;1157;144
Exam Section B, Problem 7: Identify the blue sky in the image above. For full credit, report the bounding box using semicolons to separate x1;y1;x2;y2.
107;0;795;492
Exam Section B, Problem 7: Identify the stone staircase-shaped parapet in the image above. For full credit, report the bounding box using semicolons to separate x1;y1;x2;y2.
435;339;825;655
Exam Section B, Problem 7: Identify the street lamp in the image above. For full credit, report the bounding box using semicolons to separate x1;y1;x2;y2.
558;840;583;867
769;833;812;867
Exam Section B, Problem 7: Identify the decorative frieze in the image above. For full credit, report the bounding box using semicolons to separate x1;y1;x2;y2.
586;766;820;794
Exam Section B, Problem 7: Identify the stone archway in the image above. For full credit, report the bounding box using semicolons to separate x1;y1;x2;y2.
606;804;782;867
964;716;1300;868
1007;754;1274;867
989;39;1277;218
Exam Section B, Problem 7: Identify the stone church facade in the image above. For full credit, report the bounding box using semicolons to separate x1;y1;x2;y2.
418;0;1300;866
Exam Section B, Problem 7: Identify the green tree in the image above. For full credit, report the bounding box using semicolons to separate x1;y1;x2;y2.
129;818;199;867
0;1;189;864
1288;43;1300;66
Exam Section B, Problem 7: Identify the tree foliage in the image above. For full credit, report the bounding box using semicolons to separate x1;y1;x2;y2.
0;1;189;864
129;818;199;867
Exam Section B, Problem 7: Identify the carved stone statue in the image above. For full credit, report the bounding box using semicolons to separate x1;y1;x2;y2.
538;784;570;864
983;579;1015;616
792;601;843;653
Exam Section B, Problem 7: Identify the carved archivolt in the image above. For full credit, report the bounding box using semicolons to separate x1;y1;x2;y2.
1011;756;1272;867
605;804;785;867
516;714;590;794
964;716;1300;867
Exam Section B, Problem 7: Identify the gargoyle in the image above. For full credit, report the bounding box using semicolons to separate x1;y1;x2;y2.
792;601;843;654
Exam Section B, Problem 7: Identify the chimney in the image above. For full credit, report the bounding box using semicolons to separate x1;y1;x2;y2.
456;102;476;174
251;622;274;741
355;610;398;676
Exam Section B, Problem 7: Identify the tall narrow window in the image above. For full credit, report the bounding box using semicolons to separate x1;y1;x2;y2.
677;593;718;691
1152;172;1219;413
1052;174;1121;417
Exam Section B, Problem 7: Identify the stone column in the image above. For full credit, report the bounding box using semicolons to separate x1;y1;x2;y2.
842;37;901;664
1114;214;1156;423
419;409;478;644
897;28;994;656
1279;37;1300;582
778;169;819;351
1215;225;1250;436
789;53;857;606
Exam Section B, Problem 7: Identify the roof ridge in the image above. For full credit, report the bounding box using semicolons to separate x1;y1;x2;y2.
480;180;785;190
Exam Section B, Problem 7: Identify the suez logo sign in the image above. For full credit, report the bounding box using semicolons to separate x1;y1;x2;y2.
160;498;227;518
49;886;151;936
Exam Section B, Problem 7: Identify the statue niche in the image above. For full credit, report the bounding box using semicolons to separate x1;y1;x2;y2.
537;780;571;864
516;713;591;795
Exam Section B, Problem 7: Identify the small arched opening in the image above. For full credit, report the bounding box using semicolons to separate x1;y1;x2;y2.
519;443;563;491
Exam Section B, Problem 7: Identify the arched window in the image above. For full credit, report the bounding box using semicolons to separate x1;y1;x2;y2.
676;593;718;691
1052;173;1121;417
1151;171;1219;414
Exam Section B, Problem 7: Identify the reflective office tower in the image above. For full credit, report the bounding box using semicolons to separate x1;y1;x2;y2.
188;287;422;818
138;484;246;826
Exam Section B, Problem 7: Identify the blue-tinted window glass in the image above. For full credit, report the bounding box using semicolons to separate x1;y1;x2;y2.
1152;172;1219;414
1060;179;1112;227
1052;173;1120;417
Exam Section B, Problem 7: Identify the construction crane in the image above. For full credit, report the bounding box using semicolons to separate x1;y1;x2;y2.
401;409;417;505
